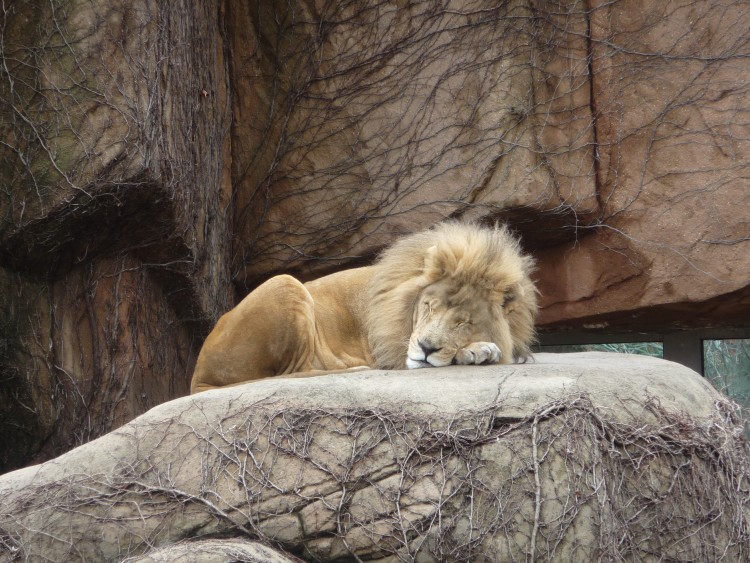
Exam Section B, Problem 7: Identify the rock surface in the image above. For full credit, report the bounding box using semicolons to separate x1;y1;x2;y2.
536;0;750;331
120;539;299;563
0;0;233;470
1;353;748;562
225;0;750;334
1;0;749;471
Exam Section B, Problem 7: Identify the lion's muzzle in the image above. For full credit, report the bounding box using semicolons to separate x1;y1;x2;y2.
406;338;453;369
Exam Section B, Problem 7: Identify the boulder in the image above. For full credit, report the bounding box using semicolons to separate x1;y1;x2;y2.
1;353;748;562
120;539;299;563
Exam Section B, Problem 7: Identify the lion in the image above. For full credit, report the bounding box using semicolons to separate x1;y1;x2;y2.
190;222;538;393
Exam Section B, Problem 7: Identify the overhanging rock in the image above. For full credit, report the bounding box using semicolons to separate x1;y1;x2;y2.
1;353;748;561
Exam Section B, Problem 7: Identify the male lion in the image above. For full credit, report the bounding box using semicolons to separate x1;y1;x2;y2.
190;222;537;393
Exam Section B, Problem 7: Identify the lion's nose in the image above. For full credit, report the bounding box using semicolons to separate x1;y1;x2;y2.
419;341;442;357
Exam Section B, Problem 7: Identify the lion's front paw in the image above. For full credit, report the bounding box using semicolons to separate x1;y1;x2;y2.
454;342;501;365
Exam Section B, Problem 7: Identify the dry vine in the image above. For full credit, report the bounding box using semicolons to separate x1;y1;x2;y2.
1;394;748;561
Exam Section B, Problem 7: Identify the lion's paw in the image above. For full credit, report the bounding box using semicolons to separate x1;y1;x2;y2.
454;342;501;365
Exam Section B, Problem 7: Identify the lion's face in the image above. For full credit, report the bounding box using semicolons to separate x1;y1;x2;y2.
365;222;538;371
405;278;513;369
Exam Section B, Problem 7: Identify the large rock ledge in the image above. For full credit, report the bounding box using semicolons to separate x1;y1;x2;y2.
1;353;748;562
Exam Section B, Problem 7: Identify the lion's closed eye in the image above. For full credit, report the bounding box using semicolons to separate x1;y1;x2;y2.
422;300;432;314
422;297;441;313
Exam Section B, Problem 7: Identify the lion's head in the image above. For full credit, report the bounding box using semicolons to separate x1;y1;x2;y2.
365;222;538;369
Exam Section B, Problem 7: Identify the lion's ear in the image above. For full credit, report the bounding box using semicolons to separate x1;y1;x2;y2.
425;245;437;262
423;245;440;275
502;283;524;307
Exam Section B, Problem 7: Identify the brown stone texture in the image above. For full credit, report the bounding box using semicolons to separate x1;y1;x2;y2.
537;0;750;331
228;0;599;285
0;1;233;470
1;0;749;471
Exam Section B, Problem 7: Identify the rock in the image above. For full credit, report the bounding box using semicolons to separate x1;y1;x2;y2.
227;1;599;285
120;539;299;563
1;354;748;562
0;1;233;470
226;0;750;334
535;0;750;331
2;0;749;473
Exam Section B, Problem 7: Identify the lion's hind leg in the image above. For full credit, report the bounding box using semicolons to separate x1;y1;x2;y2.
190;275;317;393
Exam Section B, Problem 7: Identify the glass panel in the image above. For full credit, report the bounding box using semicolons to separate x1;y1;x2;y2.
540;342;664;358
704;339;750;407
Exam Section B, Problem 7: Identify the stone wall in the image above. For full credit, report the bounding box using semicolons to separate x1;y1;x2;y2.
0;1;233;469
224;0;750;329
1;0;749;470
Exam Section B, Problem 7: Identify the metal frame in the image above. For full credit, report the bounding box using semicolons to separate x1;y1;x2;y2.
537;327;750;376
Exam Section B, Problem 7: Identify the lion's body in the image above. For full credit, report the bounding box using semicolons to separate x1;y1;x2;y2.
191;223;538;393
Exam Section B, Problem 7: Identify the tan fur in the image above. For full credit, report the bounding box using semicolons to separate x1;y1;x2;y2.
191;222;538;393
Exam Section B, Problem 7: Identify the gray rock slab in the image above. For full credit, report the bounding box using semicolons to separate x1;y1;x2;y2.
0;353;743;562
187;351;722;421
120;539;299;562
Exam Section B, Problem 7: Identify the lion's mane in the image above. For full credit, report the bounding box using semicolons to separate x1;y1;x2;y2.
364;222;538;369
